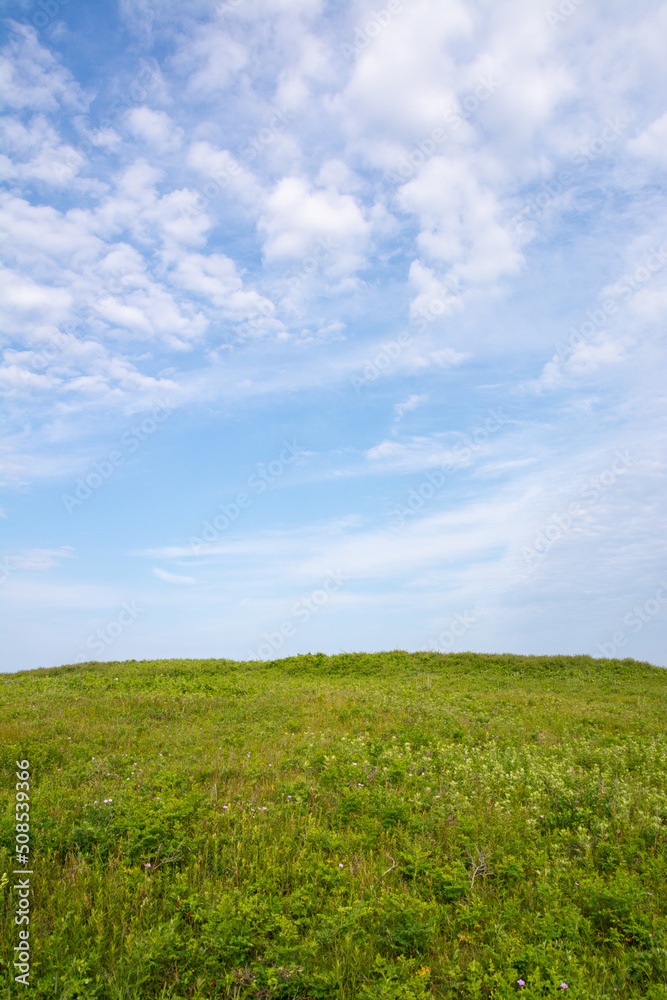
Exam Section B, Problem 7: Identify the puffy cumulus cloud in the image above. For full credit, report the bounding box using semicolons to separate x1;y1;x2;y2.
125;106;183;151
628;112;667;167
171;24;247;96
186;140;263;207
0;267;72;332
273;30;333;112
258;176;370;275
334;0;473;140
407;259;462;325
91;283;208;350
398;155;524;287
0;114;86;187
93;159;214;248
0;192;208;351
0;330;181;407
0;194;103;274
164;250;281;336
0;23;88;112
0;362;59;392
466;4;575;152
527;332;634;395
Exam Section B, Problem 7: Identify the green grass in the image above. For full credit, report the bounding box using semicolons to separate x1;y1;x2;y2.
1;651;667;999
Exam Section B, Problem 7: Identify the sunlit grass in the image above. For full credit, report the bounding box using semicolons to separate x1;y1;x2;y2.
1;651;666;998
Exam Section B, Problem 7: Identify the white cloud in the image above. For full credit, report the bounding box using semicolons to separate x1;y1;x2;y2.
126;106;183;151
528;332;634;393
628;112;667;166
398;156;524;287
0;24;88;112
364;436;473;474
172;25;247;96
186;140;263;206
0;114;87;186
394;393;428;418
2;547;73;571
258;176;370;275
153;567;196;584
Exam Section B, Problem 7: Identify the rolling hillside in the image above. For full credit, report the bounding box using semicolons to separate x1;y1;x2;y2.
1;652;667;998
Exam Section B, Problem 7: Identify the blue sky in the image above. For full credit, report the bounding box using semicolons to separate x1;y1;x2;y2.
1;0;666;671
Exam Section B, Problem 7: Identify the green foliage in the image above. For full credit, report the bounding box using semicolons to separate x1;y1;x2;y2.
1;650;666;997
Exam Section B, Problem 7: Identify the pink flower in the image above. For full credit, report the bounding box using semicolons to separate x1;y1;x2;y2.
560;985;568;990
517;981;525;987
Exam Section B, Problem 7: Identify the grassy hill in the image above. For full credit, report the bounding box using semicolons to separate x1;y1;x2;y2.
1;651;667;999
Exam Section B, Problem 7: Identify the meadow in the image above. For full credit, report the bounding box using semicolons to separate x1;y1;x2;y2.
1;651;666;999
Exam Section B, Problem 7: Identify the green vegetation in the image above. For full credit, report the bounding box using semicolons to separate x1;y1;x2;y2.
1;651;667;998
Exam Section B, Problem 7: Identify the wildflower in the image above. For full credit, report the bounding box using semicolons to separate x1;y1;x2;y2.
560;985;568;990
145;863;151;868
223;805;228;809
339;863;344;867
517;981;525;987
